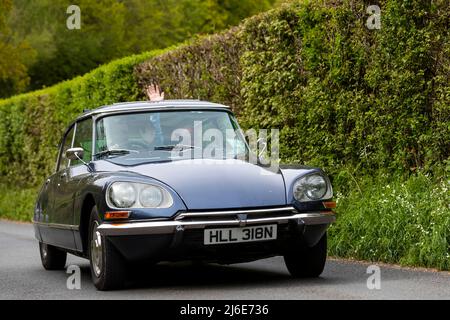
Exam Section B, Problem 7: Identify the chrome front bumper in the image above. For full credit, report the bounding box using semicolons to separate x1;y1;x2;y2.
97;206;336;236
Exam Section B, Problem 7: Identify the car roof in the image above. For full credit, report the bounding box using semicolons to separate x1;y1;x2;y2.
76;99;231;121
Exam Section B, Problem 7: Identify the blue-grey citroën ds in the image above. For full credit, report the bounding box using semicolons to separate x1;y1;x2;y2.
33;100;336;290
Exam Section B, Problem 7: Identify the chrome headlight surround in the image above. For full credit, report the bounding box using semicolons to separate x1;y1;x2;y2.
107;182;174;209
293;173;333;202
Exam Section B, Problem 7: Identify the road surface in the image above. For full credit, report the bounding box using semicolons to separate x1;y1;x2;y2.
1;219;449;300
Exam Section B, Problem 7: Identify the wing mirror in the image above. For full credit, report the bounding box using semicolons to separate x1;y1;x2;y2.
66;147;84;161
65;147;93;172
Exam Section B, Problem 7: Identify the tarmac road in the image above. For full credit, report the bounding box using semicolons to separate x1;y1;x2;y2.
1;219;449;300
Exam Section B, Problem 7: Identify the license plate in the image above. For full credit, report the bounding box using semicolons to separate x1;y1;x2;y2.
204;224;277;245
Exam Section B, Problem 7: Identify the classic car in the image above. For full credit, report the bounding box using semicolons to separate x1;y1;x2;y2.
33;100;336;290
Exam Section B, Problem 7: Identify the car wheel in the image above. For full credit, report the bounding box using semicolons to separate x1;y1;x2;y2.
88;206;126;290
283;233;327;278
39;242;67;270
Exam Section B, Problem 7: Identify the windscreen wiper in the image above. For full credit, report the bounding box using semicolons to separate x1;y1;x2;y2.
94;149;132;159
154;144;196;151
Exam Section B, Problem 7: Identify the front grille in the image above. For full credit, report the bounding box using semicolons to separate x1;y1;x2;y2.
175;206;297;223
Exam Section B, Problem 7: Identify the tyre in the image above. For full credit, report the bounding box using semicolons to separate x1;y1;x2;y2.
39;242;67;270
283;233;327;278
88;206;126;290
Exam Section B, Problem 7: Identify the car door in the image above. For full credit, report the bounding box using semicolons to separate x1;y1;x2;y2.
66;117;94;220
40;124;77;249
54;117;93;232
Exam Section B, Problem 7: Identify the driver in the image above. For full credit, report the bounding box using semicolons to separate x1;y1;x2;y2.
136;120;157;149
106;84;164;151
108;119;131;150
107;116;160;151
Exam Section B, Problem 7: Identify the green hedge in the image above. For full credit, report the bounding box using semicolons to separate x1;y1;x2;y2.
1;0;449;188
0;0;449;269
136;0;449;176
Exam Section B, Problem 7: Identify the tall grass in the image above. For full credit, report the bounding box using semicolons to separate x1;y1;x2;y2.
0;185;39;222
329;173;450;270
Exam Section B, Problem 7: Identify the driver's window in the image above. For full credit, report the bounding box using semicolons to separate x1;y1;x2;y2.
58;126;75;171
72;118;93;166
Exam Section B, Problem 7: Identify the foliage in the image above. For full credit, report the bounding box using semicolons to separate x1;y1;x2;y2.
2;0;276;96
135;28;243;112
0;184;38;222
329;173;450;270
0;0;35;97
136;0;450;177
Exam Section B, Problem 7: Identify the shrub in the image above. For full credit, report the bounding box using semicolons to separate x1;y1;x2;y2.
136;0;449;177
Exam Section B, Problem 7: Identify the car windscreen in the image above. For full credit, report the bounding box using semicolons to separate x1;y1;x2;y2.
94;110;249;165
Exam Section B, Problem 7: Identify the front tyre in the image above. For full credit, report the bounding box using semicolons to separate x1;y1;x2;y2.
39;242;67;270
284;233;327;278
89;206;126;290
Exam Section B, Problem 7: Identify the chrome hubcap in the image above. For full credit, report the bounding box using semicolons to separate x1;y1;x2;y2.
90;221;103;277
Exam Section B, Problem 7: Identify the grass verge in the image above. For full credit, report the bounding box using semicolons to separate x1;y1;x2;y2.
329;173;450;270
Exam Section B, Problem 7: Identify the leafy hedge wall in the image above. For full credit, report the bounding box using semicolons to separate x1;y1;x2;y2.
0;0;448;269
1;0;448;188
136;0;450;177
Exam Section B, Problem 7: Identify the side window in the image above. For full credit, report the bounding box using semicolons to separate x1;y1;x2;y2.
58;126;75;171
95;118;108;153
72;118;93;166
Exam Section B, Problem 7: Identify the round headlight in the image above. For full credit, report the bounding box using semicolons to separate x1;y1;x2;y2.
108;182;136;208
304;174;327;199
107;182;174;209
293;174;328;201
139;186;163;207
